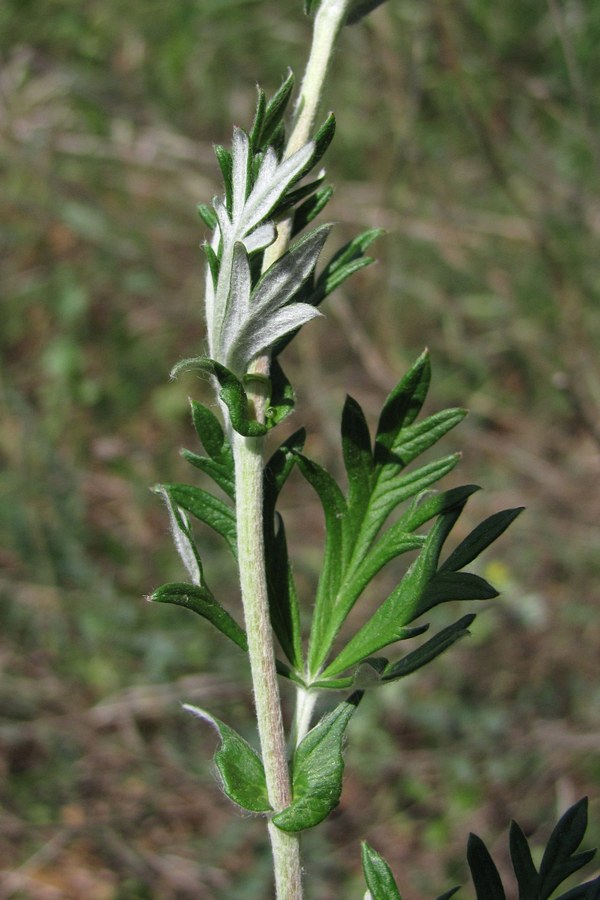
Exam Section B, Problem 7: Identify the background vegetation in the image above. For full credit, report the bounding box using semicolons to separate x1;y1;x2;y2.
1;0;599;896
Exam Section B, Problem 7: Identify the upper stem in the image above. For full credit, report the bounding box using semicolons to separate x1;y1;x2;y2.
261;0;351;273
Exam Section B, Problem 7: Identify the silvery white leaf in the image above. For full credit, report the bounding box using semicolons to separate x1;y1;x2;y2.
240;142;314;236
251;224;331;317
242;221;276;254
229;303;323;372
213;196;232;242
249;147;279;206
231;127;250;222
219;242;252;361
156;487;202;586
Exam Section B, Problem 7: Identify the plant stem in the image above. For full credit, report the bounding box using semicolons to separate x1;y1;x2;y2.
234;5;352;895
262;0;351;271
233;428;302;898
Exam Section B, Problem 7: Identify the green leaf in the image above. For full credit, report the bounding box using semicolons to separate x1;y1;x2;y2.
440;507;524;573
150;583;247;651
157;483;237;557
198;202;217;230
374;351;431;459
467;832;507;900
184;706;271;813
182;400;235;498
249;85;266;152
468;799;599;900
263;429;306;669
345;0;389;26
361;842;402;899
334;530;426;624
539;798;596;898
559;877;600;898
400;484;481;534
202;241;220;288
296;453;348;672
271;172;326;220
272;692;362;832
342;395;373;531
304;0;320;15
190;398;231;460
293;184;334;235
418;571;498;615
310;228;383;307
353;454;463;558
171;357;267;436
329;504;466;667
258;69;295;151
509;819;539;900
214;144;234;215
321;618;429;681
266;358;295;428
311;112;336;169
376;407;467;475
381;615;476;682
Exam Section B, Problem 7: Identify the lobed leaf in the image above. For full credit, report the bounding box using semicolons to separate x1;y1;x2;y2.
380;615;476;683
467;833;507;900
466;798;599;900
539;798;596;898
440;507;525;574
374;350;431;459
509;819;539;899
184;706;271;813
321;622;429;681
272;692;362;832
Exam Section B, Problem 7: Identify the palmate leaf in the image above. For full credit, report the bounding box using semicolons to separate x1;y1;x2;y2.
361;799;598;899
465;798;600;900
272;692;362;832
297;352;520;682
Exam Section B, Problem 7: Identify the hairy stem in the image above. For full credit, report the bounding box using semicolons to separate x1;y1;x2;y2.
262;0;351;271
233;429;302;898
235;5;352;895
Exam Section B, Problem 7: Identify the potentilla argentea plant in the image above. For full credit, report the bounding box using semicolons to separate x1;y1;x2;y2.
146;2;599;898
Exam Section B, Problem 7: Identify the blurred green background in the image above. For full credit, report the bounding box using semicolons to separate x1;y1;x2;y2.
1;0;600;897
